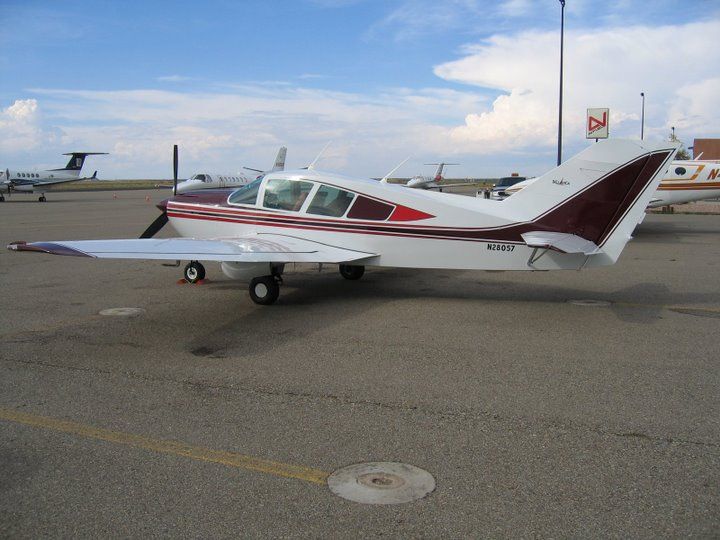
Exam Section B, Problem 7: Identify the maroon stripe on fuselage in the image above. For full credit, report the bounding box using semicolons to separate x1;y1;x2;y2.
167;151;670;245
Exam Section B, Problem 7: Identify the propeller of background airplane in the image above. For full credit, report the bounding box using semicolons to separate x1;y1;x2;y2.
139;144;177;238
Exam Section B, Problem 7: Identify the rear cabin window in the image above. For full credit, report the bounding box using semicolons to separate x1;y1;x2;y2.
228;178;262;205
347;196;394;221
263;179;314;211
307;185;355;217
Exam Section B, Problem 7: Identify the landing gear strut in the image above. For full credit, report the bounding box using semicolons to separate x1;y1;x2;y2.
183;261;206;283
339;264;365;280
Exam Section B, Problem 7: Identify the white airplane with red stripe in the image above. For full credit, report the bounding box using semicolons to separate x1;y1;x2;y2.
7;139;677;305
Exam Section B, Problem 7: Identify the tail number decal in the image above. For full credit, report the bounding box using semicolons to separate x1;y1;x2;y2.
487;243;515;252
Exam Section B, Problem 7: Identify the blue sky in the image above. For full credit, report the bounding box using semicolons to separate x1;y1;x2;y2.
1;0;719;178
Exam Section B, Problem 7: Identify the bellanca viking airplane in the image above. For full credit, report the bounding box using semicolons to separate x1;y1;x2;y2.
1;152;107;201
8;139;677;305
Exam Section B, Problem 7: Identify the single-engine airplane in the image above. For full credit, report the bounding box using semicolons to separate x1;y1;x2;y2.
1;152;108;201
504;157;720;208
175;146;287;194
8;139;677;305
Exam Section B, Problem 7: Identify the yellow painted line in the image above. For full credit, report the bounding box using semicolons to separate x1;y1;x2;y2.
0;408;329;485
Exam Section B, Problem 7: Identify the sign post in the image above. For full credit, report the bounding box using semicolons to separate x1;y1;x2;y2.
586;108;609;140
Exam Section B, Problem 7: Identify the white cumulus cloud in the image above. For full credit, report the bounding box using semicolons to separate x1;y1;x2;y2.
435;20;720;152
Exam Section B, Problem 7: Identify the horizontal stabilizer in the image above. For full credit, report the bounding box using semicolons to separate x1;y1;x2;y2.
8;234;376;264
521;231;601;255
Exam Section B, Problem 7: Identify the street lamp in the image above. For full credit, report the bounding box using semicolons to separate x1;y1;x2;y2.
557;0;566;166
640;92;645;140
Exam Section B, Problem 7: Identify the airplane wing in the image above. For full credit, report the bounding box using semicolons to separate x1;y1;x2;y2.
521;231;601;255
7;233;376;264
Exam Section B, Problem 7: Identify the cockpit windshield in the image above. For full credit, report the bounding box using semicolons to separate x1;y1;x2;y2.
192;174;210;183
228;178;262;205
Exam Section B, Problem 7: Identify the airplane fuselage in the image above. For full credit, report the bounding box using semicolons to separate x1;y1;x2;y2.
649;160;720;207
175;172;254;194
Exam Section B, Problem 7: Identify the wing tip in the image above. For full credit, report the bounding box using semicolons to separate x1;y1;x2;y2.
7;241;93;257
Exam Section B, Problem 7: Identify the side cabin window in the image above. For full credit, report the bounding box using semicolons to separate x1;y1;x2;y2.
347;196;394;221
228;177;263;206
263;179;313;211
307;185;355;217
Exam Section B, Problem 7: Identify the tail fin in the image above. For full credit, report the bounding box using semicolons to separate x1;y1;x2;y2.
53;152;108;175
505;139;677;263
272;146;287;171
425;162;459;182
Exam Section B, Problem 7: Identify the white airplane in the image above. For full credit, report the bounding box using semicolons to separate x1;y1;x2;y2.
504;158;720;208
405;163;459;190
648;158;720;207
1;152;108;202
8;139;677;306
175;146;286;194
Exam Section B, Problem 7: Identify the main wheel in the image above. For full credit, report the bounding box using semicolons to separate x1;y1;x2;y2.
249;276;280;305
183;261;206;283
38;195;46;202
339;264;365;280
0;195;4;202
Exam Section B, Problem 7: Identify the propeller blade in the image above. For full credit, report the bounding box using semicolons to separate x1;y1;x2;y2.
173;144;178;195
139;212;169;239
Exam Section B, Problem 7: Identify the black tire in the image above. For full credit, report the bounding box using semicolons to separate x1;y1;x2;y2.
339;264;365;280
0;195;4;202
249;276;280;305
38;196;46;202
183;261;206;283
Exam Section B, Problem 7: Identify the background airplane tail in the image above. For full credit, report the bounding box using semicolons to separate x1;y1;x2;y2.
272;146;287;171
54;152;108;176
504;139;678;263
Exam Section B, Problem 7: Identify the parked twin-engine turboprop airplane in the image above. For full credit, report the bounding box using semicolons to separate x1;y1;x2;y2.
504;158;720;208
1;152;108;201
175;146;287;194
8;139;677;305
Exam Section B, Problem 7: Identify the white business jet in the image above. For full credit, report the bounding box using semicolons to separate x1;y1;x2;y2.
1;152;108;201
405;162;459;190
175;146;286;194
8;139;677;305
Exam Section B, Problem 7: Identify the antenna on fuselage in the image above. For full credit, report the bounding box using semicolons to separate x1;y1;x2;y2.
380;156;411;183
307;141;332;171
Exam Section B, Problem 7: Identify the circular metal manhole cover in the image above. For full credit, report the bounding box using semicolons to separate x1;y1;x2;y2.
327;462;435;505
568;299;611;307
99;307;146;317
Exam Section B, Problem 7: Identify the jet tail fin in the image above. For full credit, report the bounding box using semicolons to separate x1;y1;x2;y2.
272;146;287;171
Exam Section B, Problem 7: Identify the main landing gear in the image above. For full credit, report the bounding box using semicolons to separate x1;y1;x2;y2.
38;194;47;202
339;264;365;280
183;261;206;283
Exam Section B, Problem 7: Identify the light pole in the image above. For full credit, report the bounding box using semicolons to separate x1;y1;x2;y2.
640;92;645;140
557;0;565;166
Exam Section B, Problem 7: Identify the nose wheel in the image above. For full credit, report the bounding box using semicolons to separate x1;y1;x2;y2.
183;261;206;283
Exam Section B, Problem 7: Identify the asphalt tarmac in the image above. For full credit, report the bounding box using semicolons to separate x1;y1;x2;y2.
1;190;719;537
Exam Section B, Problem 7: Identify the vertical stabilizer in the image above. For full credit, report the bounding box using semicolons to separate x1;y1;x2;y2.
272;146;287;171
